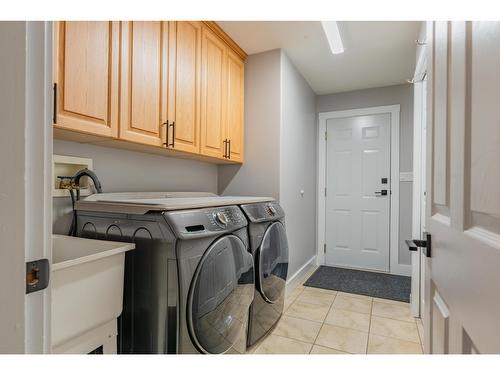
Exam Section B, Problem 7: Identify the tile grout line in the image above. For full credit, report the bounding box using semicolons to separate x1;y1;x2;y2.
309;291;337;353
369;310;422;345
366;297;374;354
312;344;350;355
415;318;424;351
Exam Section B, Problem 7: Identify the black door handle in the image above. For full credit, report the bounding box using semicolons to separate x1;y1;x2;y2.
406;232;431;257
375;190;388;196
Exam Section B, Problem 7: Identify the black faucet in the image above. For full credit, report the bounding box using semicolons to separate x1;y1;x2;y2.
67;168;103;236
73;168;103;199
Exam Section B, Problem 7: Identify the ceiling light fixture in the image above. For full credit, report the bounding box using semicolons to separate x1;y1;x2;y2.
321;21;344;54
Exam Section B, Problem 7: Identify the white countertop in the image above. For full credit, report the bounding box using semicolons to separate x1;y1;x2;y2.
75;192;275;214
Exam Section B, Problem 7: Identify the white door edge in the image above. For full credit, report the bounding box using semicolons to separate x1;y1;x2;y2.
317;105;408;276
410;47;428;317
25;21;53;354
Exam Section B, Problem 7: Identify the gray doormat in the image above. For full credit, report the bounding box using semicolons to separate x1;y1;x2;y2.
303;266;411;303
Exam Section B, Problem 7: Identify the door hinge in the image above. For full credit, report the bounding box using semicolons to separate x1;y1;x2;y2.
325;131;327;141
26;259;50;294
323;244;326;254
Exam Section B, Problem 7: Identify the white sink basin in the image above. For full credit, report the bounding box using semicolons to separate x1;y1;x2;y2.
51;235;134;353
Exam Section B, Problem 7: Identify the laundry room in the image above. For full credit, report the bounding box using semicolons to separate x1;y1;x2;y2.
44;15;420;355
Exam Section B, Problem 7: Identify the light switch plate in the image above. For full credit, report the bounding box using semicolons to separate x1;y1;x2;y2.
399;171;414;182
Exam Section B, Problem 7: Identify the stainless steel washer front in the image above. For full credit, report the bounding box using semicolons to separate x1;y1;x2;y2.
187;234;254;354
257;222;288;303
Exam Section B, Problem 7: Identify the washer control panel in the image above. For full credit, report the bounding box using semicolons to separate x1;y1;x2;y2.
164;205;247;239
206;206;245;229
240;201;284;223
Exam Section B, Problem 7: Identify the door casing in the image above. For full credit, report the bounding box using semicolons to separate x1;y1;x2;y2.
317;105;410;276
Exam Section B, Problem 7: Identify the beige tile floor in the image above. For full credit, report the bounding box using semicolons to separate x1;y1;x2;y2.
251;267;424;354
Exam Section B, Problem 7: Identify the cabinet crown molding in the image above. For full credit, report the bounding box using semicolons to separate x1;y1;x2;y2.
202;21;248;60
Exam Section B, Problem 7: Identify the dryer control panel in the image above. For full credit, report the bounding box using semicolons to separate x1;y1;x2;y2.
163;205;247;239
240;201;285;223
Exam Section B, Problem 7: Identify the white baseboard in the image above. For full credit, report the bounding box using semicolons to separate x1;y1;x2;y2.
285;255;317;297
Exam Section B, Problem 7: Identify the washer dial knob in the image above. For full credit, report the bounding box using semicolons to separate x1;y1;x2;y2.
214;211;229;227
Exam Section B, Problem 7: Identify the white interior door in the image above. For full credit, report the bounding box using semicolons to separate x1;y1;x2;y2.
325;114;391;272
424;21;500;354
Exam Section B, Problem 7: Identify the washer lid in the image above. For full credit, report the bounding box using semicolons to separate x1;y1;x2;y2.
258;222;289;303
188;235;255;354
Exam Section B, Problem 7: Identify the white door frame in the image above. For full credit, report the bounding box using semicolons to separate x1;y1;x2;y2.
317;104;410;276
0;21;53;353
410;48;428;317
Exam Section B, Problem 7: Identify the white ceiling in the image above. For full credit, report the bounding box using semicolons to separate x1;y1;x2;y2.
217;21;421;95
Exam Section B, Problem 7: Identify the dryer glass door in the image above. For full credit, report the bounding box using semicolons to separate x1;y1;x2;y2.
188;235;254;354
258;222;289;303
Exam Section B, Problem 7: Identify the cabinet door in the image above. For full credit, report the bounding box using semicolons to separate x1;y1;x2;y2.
200;27;227;159
54;21;119;137
225;49;245;162
168;21;202;153
119;21;169;146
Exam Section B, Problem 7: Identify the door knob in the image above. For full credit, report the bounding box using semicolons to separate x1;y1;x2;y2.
375;190;388;196
405;232;432;257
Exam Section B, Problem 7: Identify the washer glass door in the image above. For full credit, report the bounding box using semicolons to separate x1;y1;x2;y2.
188;235;254;354
258;222;289;303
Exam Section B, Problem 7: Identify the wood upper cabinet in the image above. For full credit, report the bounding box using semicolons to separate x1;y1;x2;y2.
199;26;245;162
119;21;169;146
224;49;245;162
168;21;202;153
200;27;227;158
53;21;245;164
54;21;119;137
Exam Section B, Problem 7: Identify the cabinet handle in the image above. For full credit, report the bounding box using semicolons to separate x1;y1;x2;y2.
162;121;169;147
223;139;227;158
228;139;231;159
53;83;57;124
169;121;175;148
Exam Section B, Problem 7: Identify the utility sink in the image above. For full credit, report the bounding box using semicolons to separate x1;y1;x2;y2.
51;235;134;353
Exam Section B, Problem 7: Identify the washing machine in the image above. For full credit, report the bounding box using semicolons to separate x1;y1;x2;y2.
74;193;271;354
240;201;289;347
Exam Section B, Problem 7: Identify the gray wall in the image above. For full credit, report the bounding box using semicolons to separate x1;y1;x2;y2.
280;52;317;277
219;49;318;278
0;21;28;353
218;49;282;199
317;84;414;266
53;140;218;234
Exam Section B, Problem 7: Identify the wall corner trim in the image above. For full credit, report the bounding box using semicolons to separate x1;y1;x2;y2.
285;255;317;297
